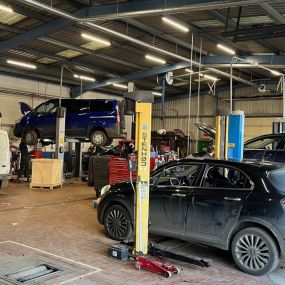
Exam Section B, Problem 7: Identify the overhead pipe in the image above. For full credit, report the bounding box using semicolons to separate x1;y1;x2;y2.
75;0;272;21
20;0;257;88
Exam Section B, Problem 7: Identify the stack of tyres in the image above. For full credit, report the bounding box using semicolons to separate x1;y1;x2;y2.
88;156;110;189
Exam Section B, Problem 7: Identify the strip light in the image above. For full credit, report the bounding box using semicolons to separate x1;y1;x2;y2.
203;74;219;81
152;92;162;96
162;16;189;33
185;69;194;73
0;3;13;13
270;70;282;76
217;43;235;55
7;59;36;69
145;54;166;65
81;33;111;46
113;83;128;89
74;74;95;82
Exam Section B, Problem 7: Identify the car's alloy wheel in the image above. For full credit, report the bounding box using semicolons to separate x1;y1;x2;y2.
90;130;107;146
104;205;131;240
24;129;38;145
231;227;279;275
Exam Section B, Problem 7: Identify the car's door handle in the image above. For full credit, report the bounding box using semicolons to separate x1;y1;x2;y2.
172;193;186;197
224;197;241;201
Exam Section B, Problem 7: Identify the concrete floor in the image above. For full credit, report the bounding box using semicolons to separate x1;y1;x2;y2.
0;181;284;285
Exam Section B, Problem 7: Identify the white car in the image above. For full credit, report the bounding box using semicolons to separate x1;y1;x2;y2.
0;130;10;188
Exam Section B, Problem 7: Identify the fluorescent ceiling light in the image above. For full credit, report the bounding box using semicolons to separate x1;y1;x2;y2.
7;59;36;69
270;70;282;76
152;92;162;96
162;16;189;33
0;3;13;13
203;74;219;81
217;43;235;55
113;83;128;89
81;33;111;46
74;74;95;82
185;69;194;73
145;54;166;65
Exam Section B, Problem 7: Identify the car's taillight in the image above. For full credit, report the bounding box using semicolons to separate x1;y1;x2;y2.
281;199;285;208
116;105;120;126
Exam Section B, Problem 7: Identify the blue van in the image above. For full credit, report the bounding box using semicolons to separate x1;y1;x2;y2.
14;99;125;146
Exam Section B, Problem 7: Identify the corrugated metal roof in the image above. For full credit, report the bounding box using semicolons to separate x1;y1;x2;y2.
56;49;82;58
0;1;284;95
0;11;26;25
8;49;38;59
37;57;57;64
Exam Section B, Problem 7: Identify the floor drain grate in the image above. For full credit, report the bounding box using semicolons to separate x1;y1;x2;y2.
0;255;71;285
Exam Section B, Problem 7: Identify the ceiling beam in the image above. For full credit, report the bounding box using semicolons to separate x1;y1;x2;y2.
0;7;88;53
71;62;192;97
16;47;118;76
202;55;285;66
259;3;285;24
0;65;77;85
209;9;281;54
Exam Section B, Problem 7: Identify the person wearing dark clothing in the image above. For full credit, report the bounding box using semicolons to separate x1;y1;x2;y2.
18;139;30;181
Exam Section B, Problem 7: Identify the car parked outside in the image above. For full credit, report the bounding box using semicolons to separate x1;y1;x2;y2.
13;99;125;146
97;159;285;276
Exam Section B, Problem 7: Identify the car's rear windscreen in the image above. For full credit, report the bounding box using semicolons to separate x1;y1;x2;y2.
268;168;285;193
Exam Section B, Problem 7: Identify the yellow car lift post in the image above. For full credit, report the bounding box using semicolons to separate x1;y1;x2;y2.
124;91;154;255
123;91;210;277
134;102;152;255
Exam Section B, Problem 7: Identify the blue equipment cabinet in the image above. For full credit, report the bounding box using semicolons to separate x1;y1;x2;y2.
228;111;245;161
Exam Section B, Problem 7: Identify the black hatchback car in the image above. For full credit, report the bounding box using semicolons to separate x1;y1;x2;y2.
97;159;285;276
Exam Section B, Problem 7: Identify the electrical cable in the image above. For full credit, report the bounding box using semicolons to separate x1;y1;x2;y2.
196;37;203;152
129;160;136;242
186;34;194;156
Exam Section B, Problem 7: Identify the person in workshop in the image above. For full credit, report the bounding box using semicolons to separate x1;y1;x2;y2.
187;146;215;159
17;138;30;182
203;146;215;158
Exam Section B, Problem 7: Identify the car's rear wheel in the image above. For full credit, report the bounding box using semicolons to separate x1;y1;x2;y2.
104;205;132;240
24;129;39;145
90;130;107;146
231;227;279;276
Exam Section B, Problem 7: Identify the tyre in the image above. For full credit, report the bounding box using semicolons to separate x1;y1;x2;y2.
24;129;39;145
90;130;107;146
104;205;132;240
231;227;279;276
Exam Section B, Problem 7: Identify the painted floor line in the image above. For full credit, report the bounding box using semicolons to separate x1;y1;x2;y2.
0;240;101;284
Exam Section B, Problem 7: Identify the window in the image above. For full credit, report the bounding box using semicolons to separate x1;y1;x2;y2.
157;164;200;187
90;100;114;112
35;100;58;114
63;100;89;114
244;136;282;150
201;165;252;189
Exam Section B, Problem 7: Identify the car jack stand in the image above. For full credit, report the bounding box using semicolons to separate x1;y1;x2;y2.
133;241;210;278
135;255;181;278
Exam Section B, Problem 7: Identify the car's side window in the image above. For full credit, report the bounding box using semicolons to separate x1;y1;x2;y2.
35;103;47;114
150;172;161;186
245;136;282;150
201;165;253;189
157;164;200;187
